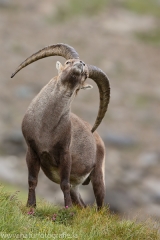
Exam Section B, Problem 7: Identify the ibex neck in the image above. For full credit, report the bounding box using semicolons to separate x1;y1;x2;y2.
29;79;74;132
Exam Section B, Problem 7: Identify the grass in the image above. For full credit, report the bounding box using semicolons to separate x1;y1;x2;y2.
134;94;156;108
135;28;160;46
0;181;28;203
123;0;160;45
122;0;160;46
0;186;159;240
123;0;160;17
48;0;160;23
48;0;108;23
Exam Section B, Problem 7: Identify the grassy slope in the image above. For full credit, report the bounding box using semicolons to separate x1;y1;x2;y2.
0;186;159;240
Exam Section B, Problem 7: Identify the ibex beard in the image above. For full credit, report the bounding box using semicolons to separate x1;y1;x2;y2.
11;44;110;209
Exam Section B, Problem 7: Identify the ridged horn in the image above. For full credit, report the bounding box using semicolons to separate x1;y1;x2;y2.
11;43;79;78
87;65;110;133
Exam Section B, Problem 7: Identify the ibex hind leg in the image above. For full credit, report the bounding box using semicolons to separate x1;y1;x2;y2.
26;147;40;207
90;155;105;210
70;186;86;208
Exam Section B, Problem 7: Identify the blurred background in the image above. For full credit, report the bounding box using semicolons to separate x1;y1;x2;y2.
0;0;160;220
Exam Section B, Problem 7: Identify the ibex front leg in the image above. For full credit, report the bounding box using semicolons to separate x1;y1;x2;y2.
26;147;40;207
60;150;72;207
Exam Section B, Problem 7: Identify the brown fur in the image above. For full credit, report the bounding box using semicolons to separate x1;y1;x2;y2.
22;59;105;209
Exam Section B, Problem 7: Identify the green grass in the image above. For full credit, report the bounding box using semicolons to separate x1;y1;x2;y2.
0;186;159;240
135;28;160;46
48;0;108;23
0;181;41;204
125;0;160;46
47;0;160;26
0;181;28;203
134;94;158;108
123;0;160;17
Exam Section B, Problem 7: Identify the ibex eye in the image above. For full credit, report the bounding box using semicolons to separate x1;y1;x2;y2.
66;61;70;65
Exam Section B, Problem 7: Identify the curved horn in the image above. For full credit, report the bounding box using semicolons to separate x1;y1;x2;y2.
87;65;110;133
11;43;79;78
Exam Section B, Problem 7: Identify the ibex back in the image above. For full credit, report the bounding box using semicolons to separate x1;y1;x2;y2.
11;44;110;209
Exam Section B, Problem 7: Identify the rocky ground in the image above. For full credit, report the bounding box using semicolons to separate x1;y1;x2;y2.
0;0;160;220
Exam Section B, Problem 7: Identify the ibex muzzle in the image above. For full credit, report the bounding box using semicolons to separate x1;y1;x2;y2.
11;43;110;209
58;59;88;92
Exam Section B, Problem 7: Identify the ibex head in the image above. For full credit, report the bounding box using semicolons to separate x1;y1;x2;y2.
56;59;92;93
11;43;110;132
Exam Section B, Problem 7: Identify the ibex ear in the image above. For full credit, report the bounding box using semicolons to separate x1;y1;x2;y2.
56;61;63;74
81;83;93;90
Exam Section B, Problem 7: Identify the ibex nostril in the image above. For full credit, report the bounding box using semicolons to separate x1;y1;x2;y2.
80;60;85;66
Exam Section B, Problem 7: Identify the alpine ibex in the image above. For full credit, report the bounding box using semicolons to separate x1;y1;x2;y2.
11;43;110;209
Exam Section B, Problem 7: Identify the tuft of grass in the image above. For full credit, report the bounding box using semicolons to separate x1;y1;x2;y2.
0;182;28;203
134;94;156;108
49;0;108;23
135;28;160;46
0;186;159;239
123;0;160;17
